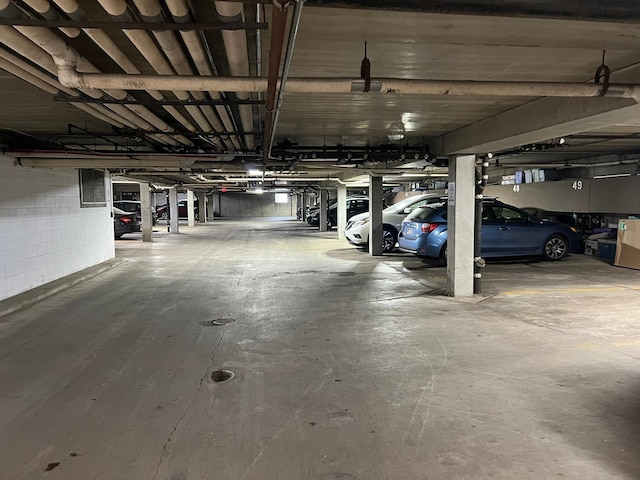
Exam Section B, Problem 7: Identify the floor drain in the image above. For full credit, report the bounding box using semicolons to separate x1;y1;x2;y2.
199;319;236;327
211;369;234;383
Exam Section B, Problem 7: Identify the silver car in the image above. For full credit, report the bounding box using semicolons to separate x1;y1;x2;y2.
344;192;445;253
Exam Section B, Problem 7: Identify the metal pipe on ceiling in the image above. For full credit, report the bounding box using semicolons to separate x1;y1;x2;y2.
95;0;216;138
20;0;79;37
262;0;291;162
165;0;241;150
215;1;255;150
49;0;201;136
15;157;196;167
9;19;194;146
129;0;220;139
98;0;239;151
0;20;146;131
0;46;77;95
132;0;238;151
55;71;640;101
0;24;102;100
269;0;304;158
0;56;59;94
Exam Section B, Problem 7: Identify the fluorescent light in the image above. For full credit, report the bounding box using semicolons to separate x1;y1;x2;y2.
593;173;631;179
248;169;262;176
388;133;405;141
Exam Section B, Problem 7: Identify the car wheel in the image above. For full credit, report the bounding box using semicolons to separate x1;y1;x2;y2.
382;227;397;253
439;242;448;266
543;234;568;261
159;211;168;220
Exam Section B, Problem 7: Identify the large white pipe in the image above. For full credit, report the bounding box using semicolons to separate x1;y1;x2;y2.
70;102;126;127
0;46;78;96
55;70;640;101
0;34;134;130
0;25;104;99
50;0;200;133
166;0;238;150
13;24;127;99
0;57;59;94
215;1;254;149
0;21;138;129
20;0;79;37
129;0;220;136
12;23;194;146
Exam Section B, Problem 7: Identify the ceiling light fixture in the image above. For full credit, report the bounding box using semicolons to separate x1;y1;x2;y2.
388;134;405;141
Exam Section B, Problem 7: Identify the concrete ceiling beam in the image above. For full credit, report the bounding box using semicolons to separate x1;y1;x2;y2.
303;0;640;23
429;96;640;155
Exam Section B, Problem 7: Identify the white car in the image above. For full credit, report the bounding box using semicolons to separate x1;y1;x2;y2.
344;192;445;253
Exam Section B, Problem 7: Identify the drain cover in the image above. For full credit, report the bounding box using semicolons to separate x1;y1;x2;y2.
211;369;234;383
199;319;236;327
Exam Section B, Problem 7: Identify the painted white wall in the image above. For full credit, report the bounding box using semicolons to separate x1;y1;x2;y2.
0;155;115;301
212;192;294;217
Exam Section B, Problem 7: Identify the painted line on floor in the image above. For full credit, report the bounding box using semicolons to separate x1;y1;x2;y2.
499;286;629;296
577;340;640;349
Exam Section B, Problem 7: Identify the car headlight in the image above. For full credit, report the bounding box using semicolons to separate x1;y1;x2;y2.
356;218;370;226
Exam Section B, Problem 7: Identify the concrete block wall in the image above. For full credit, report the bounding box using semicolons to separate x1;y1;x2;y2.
484;176;640;214
212;192;294;217
0;155;114;301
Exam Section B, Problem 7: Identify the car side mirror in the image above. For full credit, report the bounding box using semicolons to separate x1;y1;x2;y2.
403;207;412;214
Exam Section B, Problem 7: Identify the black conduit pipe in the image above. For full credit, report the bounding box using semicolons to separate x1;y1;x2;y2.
473;157;489;294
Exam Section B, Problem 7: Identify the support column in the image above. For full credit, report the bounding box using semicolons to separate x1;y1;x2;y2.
187;190;195;227
296;193;303;221
169;186;179;234
302;192;309;222
197;191;207;223
318;189;328;232
337;184;347;239
140;182;153;242
369;175;383;256
446;155;476;297
208;194;215;221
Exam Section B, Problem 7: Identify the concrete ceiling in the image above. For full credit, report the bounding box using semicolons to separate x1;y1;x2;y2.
2;0;640;190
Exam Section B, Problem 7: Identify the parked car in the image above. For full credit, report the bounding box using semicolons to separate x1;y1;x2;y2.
305;200;335;225
113;207;141;239
344;192;445;253
113;200;157;225
398;198;582;263
307;196;369;228
156;199;199;220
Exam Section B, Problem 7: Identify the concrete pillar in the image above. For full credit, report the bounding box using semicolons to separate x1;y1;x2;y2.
336;184;347;239
446;155;476;297
207;194;215;221
319;189;329;232
369;175;384;255
187;190;195;227
296;193;303;220
169;186;179;234
139;182;153;242
302;192;309;222
197;191;206;224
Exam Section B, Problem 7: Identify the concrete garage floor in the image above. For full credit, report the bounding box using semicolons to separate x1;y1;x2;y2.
1;218;640;480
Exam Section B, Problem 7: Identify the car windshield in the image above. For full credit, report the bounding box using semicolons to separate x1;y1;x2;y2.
384;195;423;213
406;202;445;221
115;202;138;213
